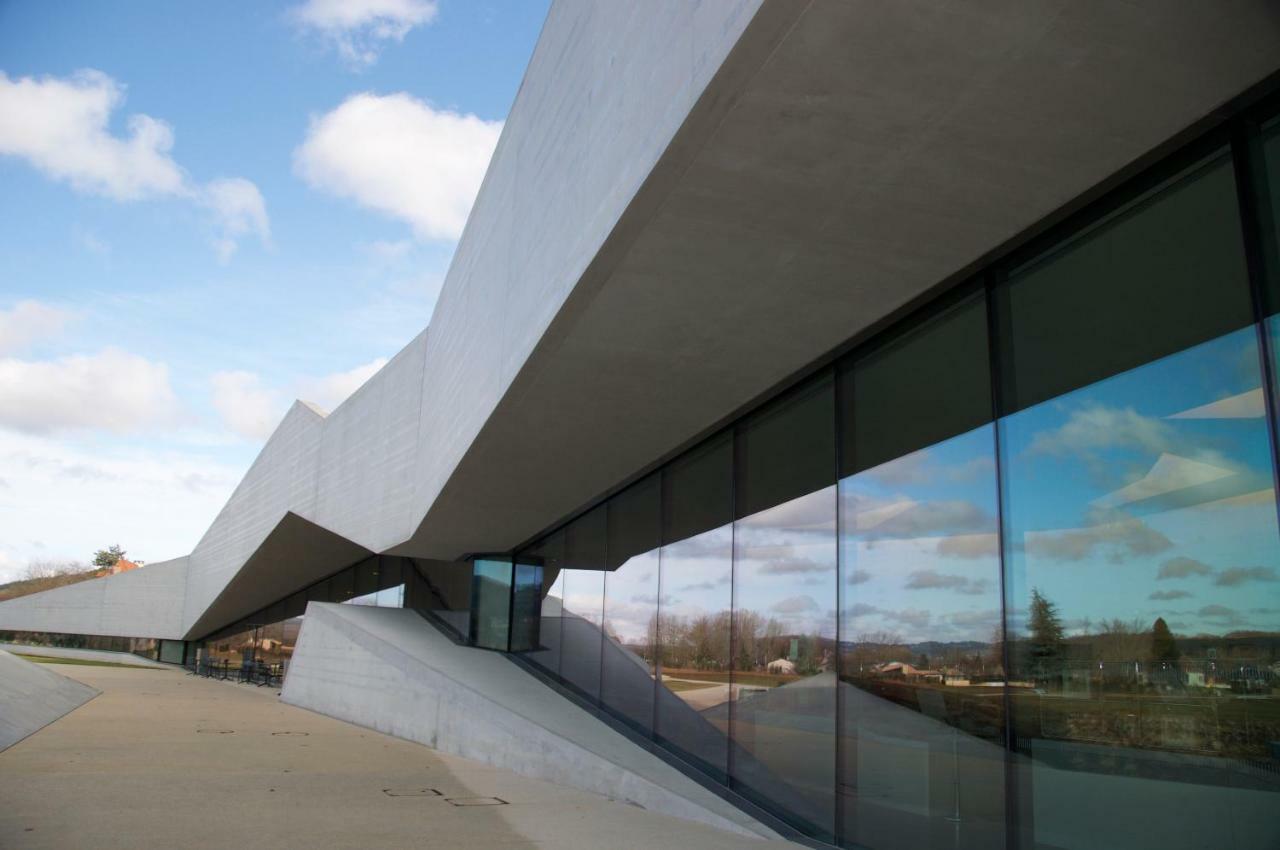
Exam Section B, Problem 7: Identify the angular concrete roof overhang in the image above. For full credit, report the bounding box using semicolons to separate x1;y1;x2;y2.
402;0;1280;557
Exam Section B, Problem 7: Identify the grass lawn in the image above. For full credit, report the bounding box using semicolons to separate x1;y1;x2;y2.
663;679;719;693
16;653;161;670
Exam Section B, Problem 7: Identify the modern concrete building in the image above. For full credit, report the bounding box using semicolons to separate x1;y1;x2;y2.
3;3;1280;847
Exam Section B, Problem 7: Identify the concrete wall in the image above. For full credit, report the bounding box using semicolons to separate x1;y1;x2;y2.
0;557;188;641
182;401;326;631
282;603;776;840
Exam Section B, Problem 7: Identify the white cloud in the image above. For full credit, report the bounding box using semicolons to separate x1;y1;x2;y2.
211;371;283;441
298;356;388;411
0;348;180;434
200;177;272;263
295;92;501;240
289;0;438;68
0;300;76;355
0;69;269;260
0;69;185;200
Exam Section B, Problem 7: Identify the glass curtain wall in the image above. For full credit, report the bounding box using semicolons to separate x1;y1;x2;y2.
515;103;1280;849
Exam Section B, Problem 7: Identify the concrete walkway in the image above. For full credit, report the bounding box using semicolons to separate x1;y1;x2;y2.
0;664;805;849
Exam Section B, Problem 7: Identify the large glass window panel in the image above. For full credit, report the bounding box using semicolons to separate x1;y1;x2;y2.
657;435;735;780
602;475;661;735
469;558;513;650
731;377;838;841
997;150;1280;850
561;506;607;701
838;294;1005;850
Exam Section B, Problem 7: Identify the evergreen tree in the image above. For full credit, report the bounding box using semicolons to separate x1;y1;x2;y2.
1150;617;1180;662
1028;588;1065;681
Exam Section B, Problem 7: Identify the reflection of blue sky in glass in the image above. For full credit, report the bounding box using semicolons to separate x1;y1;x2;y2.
1002;327;1280;637
841;425;1001;645
659;526;733;622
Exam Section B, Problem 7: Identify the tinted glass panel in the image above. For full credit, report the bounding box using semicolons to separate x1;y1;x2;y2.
664;432;733;545
470;558;513;651
521;530;565;676
736;373;836;518
838;294;1005;850
995;152;1253;415
997;151;1280;850
602;475;660;734
510;561;543;652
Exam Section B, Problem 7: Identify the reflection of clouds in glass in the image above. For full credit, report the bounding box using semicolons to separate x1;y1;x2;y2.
1213;565;1276;586
847;569;871;584
864;446;995;488
1148;589;1192;600
1157;556;1212;579
771;595;819;614
1022;509;1171;562
903;569;990;595
937;532;998;559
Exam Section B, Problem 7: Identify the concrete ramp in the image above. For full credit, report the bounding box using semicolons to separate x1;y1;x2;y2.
282;603;777;840
0;649;99;751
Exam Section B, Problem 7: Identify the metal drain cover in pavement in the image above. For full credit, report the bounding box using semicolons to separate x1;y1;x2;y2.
445;797;508;806
271;731;309;736
382;788;442;797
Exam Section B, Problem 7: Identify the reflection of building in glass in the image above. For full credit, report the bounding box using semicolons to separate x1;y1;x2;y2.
2;7;1280;849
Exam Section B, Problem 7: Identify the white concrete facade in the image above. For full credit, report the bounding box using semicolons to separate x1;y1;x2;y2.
2;0;1278;648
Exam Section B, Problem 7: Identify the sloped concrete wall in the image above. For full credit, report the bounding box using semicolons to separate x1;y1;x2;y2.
0;649;98;751
281;603;776;841
0;557;188;641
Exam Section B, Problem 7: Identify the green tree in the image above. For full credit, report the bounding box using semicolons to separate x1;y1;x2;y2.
92;545;126;569
1028;588;1065;681
1150;617;1180;662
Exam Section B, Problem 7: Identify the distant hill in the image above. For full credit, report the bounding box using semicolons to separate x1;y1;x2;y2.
0;568;108;603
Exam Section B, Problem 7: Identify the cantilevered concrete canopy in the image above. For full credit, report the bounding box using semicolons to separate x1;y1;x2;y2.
3;0;1279;642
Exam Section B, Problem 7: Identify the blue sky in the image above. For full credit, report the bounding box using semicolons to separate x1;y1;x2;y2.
0;0;549;580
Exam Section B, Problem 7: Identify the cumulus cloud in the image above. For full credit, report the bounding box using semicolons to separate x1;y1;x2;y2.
0;348;180;434
1157;556;1213;580
289;0;438;68
847;569;871;585
294;92;502;241
1149;589;1192;601
904;569;991;595
211;371;282;441
0;300;76;355
297;356;388;412
201;177;271;262
0;70;269;259
1213;566;1277;587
